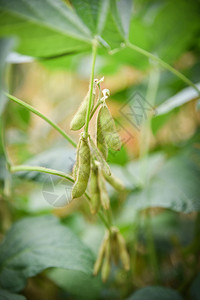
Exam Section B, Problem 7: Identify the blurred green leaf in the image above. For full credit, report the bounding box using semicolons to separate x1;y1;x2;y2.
126;148;200;213
48;268;102;300
110;0;133;39
0;289;26;300
70;0;109;35
190;272;200;300
0;215;94;292
130;0;200;64
0;0;92;57
14;146;75;182
156;83;200;116
127;286;183;300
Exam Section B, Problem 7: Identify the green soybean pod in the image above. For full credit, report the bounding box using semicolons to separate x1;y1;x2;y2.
89;136;111;176
116;232;130;271
93;231;109;276
72;138;81;180
103;171;125;191
89;164;100;214
97;114;108;159
110;228;120;265
72;136;91;199
98;105;121;151
70;83;96;131
101;239;111;282
98;168;110;210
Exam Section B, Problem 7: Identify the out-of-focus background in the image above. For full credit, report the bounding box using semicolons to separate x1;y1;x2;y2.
0;0;200;299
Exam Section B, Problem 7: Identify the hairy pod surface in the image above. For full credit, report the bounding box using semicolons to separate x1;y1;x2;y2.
111;229;119;265
101;239;111;282
97;105;121;151
98;168;110;210
89;164;100;214
103;171;125;191
116;232;130;271
93;232;109;276
70;83;96;131
97;114;108;159
89;136;111;176
72;136;91;199
72;138;81;180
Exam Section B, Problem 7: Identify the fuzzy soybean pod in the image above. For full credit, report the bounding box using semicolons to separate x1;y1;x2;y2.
97;117;108;159
98;168;110;210
72;136;91;199
70;83;96;131
93;231;109;276
116;232;130;271
72;138;81;180
89;164;100;214
101;238;111;282
97;105;121;151
103;171;125;191
89;136;111;176
111;228;120;265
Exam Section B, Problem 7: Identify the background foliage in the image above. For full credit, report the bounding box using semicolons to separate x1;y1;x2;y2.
0;0;200;299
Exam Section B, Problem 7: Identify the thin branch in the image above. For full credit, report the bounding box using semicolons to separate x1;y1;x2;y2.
126;41;200;97
5;92;77;148
84;40;98;136
11;164;111;231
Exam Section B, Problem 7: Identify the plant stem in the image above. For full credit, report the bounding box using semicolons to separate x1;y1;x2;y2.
126;41;200;97
84;40;98;136
10;165;74;182
5;92;77;148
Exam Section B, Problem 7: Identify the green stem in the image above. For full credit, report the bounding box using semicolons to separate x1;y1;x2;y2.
98;210;111;231
10;165;74;182
11;164;111;231
84;40;98;136
5;92;76;148
126;41;200;97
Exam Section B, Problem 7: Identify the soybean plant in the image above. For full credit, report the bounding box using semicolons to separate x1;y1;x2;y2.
70;78;129;280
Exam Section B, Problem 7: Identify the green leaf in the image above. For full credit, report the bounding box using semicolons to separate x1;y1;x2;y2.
48;268;102;300
110;0;133;39
127;286;183;300
0;0;92;57
156;83;200;116
0;38;14;115
70;0;109;35
14;146;75;182
190;272;200;300
126;148;200;213
0;215;94;292
0;289;26;300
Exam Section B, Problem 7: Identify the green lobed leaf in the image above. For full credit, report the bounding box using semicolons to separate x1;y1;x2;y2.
0;0;92;57
0;215;95;292
70;0;109;35
0;289;26;300
48;268;102;300
14;146;75;182
110;0;133;39
156;83;200;116
126;147;200;213
127;286;183;300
